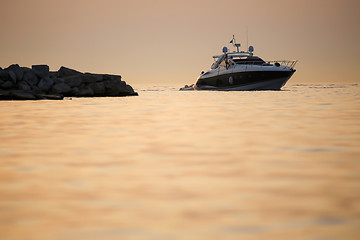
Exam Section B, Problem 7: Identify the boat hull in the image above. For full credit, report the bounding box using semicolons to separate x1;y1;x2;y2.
195;70;295;91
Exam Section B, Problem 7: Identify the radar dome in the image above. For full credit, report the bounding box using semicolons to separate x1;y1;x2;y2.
248;46;254;52
222;47;228;53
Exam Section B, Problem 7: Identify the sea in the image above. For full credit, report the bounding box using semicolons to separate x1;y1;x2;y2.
0;83;359;240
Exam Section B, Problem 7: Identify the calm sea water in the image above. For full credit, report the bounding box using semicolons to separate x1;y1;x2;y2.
0;84;359;240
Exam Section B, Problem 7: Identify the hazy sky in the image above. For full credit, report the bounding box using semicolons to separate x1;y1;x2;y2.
1;0;359;86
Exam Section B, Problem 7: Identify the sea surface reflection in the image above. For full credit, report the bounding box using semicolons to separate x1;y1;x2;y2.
0;84;359;240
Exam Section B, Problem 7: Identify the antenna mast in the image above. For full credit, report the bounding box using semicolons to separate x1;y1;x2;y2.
231;35;241;52
246;26;249;50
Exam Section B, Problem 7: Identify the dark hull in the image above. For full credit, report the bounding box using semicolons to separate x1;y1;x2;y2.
195;70;295;91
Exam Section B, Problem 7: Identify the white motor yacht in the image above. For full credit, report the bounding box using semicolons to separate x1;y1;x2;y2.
181;36;297;91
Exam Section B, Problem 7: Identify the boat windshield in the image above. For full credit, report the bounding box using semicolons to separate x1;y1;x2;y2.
231;56;266;65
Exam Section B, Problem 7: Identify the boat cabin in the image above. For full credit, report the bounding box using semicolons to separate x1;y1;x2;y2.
213;53;269;70
231;56;266;65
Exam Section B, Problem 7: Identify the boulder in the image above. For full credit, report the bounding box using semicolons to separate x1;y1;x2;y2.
77;86;94;97
8;70;17;83
21;67;31;75
32;64;49;73
71;87;79;96
50;82;72;95
1;81;14;89
32;64;50;78
57;66;82;77
0;64;137;99
9;70;16;83
11;90;37;100
82;73;103;83
88;82;105;96
0;69;8;81
23;70;39;86
104;79;126;96
54;78;65;84
64;75;82;87
49;71;57;79
125;85;137;95
0;90;12;100
7;64;23;81
18;81;32;91
103;74;121;81
31;85;43;95
38;77;54;92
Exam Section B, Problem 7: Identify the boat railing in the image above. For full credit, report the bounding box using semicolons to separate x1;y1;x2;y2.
232;60;298;68
267;60;298;68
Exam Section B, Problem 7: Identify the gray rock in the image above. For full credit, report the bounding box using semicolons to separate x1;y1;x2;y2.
54;78;65;84
82;73;103;83
31;85;43;94
77;86;94;97
103;74;121;81
32;64;49;72
104;79;127;96
1;64;137;99
103;80;113;90
0;90;12;100
8;70;17;83
1;81;14;89
88;82;105;96
18;81;32;91
32;65;50;78
71;87;79;96
0;69;8;81
23;70;39;86
105;78;125;87
49;71;57;79
38;77;54;92
11;91;37;100
7;64;23;81
50;82;72;95
57;66;82;77
64;75;82;87
21;67;31;76
125;85;136;94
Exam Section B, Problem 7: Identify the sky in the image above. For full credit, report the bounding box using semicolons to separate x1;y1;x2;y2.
1;0;359;86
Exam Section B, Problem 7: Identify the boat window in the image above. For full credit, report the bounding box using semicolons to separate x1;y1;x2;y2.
233;57;266;65
218;59;234;69
218;59;227;69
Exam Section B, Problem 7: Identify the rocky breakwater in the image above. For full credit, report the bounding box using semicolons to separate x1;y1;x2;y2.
0;64;137;100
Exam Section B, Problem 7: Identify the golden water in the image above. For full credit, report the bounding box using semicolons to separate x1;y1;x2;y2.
0;84;359;240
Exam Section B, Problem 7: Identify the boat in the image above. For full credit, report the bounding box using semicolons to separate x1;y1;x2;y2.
181;36;297;91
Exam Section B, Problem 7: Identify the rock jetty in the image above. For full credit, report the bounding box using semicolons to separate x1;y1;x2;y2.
0;64;137;100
